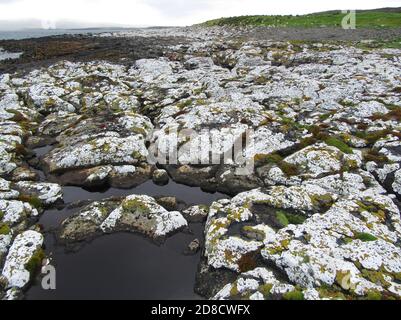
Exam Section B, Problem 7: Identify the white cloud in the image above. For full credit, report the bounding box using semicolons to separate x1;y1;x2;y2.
0;0;400;27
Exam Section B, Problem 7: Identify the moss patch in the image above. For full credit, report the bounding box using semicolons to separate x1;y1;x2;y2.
25;248;45;277
18;195;43;209
276;211;289;228
324;137;353;154
355;232;378;242
363;149;389;164
0;223;11;235
366;290;382;300
122;198;150;214
278;161;299;177
283;289;304;300
259;284;273;298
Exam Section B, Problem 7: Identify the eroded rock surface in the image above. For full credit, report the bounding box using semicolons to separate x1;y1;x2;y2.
1;26;401;300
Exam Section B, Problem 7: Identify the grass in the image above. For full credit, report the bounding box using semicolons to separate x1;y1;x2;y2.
201;11;401;28
355;232;378;242
324;137;353;154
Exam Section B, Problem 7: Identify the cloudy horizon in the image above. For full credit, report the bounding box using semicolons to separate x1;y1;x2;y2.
0;0;400;30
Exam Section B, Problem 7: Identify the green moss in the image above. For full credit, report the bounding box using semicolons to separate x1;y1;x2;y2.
366;290;382;300
361;269;390;287
324;137;353;154
176;99;193;109
364;149;390;164
355;232;378;242
310;193;334;210
131;150;144;160
122;198;150;214
286;213;307;225
254;75;269;85
355;129;392;145
0;210;4;220
230;284;239;297
259;284;273;298
254;153;283;165
318;284;347;300
102;143;111;152
319;113;331;121
278;161;299;177
18;195;43;209
299;136;318;149
343;237;354;244
25;248;45;277
276;211;289;228
0;223;11;235
283;289;304;300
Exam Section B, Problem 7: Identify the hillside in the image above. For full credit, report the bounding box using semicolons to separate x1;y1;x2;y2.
201;8;401;28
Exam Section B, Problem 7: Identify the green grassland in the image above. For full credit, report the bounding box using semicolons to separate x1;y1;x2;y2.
201;10;401;28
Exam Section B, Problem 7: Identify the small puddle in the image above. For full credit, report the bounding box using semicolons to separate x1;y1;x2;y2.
0;48;23;61
25;180;228;300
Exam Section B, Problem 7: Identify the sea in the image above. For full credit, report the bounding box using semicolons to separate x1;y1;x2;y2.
0;28;130;40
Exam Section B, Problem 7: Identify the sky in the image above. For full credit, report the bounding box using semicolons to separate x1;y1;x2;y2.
0;0;400;29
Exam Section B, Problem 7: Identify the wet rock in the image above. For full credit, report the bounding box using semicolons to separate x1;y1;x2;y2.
199;178;401;299
152;169;169;185
100;195;188;241
182;205;209;223
13;181;63;206
60;200;120;242
1;230;44;289
0;200;39;226
184;239;201;256
60;195;188;243
155;196;179;211
1;28;401;300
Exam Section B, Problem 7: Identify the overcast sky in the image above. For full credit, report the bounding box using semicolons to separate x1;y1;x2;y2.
0;0;400;28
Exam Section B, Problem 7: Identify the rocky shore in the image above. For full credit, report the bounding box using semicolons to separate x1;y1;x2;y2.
1;26;401;300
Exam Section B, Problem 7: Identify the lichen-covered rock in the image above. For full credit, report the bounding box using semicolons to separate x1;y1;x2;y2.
200;176;401;299
100;195;188;240
0;200;39;226
43;135;148;173
14;181;63;206
213;268;312;300
60;195;188;243
182;205;209;223
260;196;401;298
60;200;120;242
282;143;360;179
1;230;44;289
152;169;169;185
1;28;401;301
184;239;201;255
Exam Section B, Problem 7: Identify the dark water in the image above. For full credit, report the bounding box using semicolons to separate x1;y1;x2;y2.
0;28;131;40
25;180;227;300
